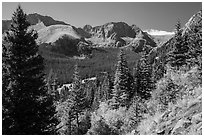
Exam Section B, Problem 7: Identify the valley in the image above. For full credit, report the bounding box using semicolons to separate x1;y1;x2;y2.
2;3;202;135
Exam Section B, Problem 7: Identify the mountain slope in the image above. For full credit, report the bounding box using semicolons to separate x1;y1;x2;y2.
37;24;82;44
148;10;202;65
3;13;158;57
2;13;68;32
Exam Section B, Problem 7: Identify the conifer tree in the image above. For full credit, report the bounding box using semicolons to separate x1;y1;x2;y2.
46;69;60;100
152;60;166;82
56;99;75;135
112;49;134;108
167;20;189;69
100;72;113;102
135;50;155;100
92;85;101;110
2;5;58;134
57;64;86;134
70;64;87;134
186;20;202;69
2;42;14;134
127;96;143;130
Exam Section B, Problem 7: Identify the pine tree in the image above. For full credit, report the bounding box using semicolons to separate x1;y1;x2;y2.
167;20;189;69
92;85;101;110
100;72;113;102
135;50;155;100
152;59;166;82
56;64;86;135
186;20;202;69
127;96;144;131
2;42;15;134
70;64;87;134
2;5;58;134
112;49;134;108
46;69;60;100
56;99;75;135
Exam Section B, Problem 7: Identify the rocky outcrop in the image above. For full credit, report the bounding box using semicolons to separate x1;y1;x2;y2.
155;90;202;135
83;24;93;33
182;10;202;35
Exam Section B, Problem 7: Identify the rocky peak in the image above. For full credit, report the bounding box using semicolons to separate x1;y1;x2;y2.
182;10;202;35
83;24;92;32
90;22;136;39
27;13;68;26
131;24;142;35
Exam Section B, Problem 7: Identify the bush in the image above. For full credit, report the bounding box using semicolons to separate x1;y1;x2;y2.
87;112;118;135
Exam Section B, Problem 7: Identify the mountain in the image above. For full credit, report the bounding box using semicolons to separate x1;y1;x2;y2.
2;13;68;32
26;13;68;26
2;13;157;57
182;10;202;35
82;22;156;48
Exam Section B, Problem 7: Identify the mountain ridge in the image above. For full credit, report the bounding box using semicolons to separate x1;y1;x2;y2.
2;13;68;33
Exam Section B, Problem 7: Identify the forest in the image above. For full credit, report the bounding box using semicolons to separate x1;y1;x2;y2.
2;6;202;135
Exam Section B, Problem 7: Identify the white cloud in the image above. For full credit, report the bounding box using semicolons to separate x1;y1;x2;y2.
144;29;175;36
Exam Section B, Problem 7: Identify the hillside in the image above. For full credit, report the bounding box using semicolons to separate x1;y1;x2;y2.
37;24;82;44
148;10;202;65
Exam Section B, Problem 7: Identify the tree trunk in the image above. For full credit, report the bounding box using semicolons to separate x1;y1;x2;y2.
76;113;79;134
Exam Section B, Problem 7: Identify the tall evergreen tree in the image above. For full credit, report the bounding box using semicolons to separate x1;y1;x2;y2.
112;49;134;108
2;5;58;134
127;96;144;131
2;42;14;134
167;20;189;69
56;64;86;135
100;72;113;102
186;20;202;68
135;50;155;100
70;64;87;134
152;59;166;82
56;98;75;135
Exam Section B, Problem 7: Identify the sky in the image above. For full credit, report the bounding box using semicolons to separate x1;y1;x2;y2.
2;2;202;31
